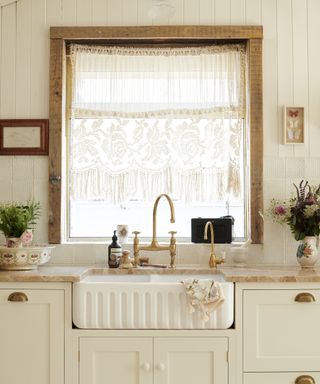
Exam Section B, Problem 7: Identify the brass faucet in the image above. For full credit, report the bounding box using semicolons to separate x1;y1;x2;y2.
204;220;224;268
132;194;177;268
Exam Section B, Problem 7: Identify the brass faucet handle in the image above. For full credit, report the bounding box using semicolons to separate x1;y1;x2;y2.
132;231;141;267
132;231;141;238
168;231;177;238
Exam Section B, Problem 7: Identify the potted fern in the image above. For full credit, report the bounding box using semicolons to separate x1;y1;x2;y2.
0;200;41;248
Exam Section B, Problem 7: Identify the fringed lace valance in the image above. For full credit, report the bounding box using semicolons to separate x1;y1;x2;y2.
69;43;245;204
70;43;245;56
70;117;242;203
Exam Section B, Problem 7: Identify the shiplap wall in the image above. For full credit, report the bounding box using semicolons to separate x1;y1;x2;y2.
0;0;320;265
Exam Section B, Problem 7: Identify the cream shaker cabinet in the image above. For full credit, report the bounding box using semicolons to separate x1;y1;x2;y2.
79;337;153;384
242;287;320;384
154;337;228;384
243;289;320;372
0;286;65;384
79;336;229;384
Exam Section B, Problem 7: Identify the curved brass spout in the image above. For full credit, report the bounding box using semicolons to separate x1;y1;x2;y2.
132;194;177;268
204;220;224;268
151;194;175;247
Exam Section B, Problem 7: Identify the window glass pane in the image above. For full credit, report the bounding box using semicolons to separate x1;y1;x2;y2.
67;43;247;241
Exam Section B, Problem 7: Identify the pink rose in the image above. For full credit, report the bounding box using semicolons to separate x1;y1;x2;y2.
20;230;33;245
274;205;286;215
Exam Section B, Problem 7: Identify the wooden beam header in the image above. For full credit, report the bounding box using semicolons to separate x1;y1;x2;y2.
50;25;263;40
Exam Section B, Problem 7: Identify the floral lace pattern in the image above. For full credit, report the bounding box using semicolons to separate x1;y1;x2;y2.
70;117;242;203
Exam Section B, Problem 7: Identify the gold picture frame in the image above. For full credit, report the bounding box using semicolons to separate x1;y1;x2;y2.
283;106;305;144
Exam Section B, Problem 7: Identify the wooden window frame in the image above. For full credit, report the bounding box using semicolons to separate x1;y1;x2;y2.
49;25;263;244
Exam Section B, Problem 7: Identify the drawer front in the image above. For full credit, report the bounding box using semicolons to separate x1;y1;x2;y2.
244;372;320;384
243;289;320;372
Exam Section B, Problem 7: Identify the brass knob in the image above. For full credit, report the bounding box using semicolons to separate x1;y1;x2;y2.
295;375;315;384
8;292;28;302
295;292;315;303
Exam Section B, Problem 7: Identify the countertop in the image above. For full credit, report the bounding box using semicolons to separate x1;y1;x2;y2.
1;264;320;283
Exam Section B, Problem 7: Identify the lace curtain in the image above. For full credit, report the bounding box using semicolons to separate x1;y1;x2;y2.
70;44;245;203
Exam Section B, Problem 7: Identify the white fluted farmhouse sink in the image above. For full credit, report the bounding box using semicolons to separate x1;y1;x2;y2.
73;273;234;329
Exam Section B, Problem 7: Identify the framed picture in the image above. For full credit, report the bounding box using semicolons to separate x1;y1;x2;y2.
0;119;49;155
283;106;305;144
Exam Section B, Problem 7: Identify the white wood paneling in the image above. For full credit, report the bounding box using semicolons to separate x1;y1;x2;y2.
30;0;47;116
183;0;199;25
1;3;16;118
76;0;92;25
230;0;245;24
0;0;319;263
16;0;31;117
136;0;151;25
215;0;230;24
0;7;1;115
261;0;278;157
0;0;18;6
246;0;261;24
292;0;308;158
47;0;62;26
277;0;294;157
92;0;108;25
307;0;320;158
107;0;122;25
122;0;138;26
0;156;13;201
199;0;213;25
61;0;76;24
168;0;183;25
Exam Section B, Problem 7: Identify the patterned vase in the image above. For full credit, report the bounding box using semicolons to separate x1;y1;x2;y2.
5;237;22;248
296;236;319;268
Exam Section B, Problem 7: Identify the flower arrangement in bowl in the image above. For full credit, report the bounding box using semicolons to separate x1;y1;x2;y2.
265;180;320;268
0;200;54;270
0;200;41;247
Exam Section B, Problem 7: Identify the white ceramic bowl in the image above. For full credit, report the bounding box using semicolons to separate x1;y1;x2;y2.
0;245;55;270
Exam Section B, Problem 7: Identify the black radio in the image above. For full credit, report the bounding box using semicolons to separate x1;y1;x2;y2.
191;216;234;244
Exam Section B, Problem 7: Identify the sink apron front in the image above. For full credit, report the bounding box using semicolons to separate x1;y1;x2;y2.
73;274;234;329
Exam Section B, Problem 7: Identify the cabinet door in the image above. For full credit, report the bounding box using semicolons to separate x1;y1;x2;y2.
80;337;153;384
0;289;65;384
154;337;228;384
244;372;320;384
243;289;320;371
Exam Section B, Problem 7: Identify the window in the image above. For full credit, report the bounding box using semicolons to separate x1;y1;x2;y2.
67;43;246;240
49;26;263;244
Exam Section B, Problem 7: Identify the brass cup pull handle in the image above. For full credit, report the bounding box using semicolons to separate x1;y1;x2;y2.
8;292;28;302
295;375;316;384
295;292;316;303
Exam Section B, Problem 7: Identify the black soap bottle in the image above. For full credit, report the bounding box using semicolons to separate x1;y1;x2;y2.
108;230;122;268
